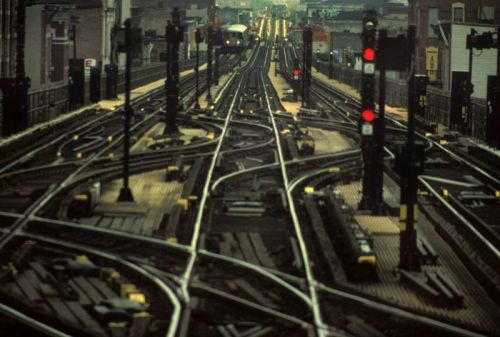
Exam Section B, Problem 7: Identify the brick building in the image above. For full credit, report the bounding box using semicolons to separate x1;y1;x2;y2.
408;0;500;74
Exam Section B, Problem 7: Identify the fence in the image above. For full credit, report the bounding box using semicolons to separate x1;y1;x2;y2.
321;61;489;142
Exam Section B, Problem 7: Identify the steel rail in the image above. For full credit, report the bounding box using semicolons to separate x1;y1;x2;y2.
260;42;328;337
318;283;486;337
419;177;500;260
181;46;258;303
23;233;182;337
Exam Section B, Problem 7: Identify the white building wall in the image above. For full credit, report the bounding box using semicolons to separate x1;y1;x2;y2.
25;6;44;89
450;24;498;99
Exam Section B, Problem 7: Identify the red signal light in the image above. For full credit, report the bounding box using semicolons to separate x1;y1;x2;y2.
363;48;375;61
293;69;300;76
361;109;375;122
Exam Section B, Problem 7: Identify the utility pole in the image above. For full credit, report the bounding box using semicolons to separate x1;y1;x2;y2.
465;28;476;135
301;25;312;108
398;25;423;272
194;28;202;109
165;7;183;135
105;24;119;100
206;26;214;101
214;28;223;85
117;19;134;202
371;28;387;215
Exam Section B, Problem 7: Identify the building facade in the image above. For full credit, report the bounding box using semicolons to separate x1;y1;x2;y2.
408;0;500;74
1;0;18;78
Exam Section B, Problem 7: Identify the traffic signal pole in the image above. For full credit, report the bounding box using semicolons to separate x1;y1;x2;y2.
358;10;378;212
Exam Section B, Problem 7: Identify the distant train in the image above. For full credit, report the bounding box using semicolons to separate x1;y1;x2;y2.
222;24;249;54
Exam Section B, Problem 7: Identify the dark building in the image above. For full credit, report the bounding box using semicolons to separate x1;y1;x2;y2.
1;0;17;78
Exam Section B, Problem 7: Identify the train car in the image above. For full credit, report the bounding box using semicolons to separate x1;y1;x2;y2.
222;24;249;54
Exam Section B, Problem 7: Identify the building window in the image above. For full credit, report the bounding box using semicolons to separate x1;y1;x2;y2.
428;8;438;38
452;3;464;23
478;6;494;22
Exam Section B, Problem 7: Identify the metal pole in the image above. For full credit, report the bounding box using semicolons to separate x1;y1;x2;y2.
117;19;134;202
497;27;500;77
329;51;333;79
400;25;420;272
72;25;77;59
195;29;200;109
467;33;474;135
373;29;387;215
206;26;213;101
214;47;220;85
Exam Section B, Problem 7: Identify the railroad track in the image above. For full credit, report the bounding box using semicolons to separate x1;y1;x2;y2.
1;18;499;336
0;56;234;174
277;39;500;335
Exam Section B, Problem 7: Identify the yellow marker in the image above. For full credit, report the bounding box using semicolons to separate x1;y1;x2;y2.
188;195;198;201
108;153;115;160
167;166;179;172
328;167;341;173
177;198;188;210
75;255;90;263
425;132;432;137
73;135;79;141
439;139;448;145
120;283;137;298
399;204;407;221
76;152;83;159
107;135;113;142
358;255;376;265
281;129;290;135
496;191;500;198
442;189;448;197
207;132;215;140
166;237;178;244
128;292;147;304
73;194;88;202
56;151;62;157
304;186;315;194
